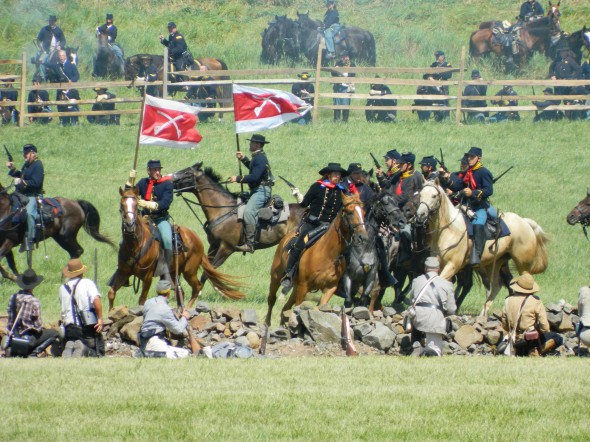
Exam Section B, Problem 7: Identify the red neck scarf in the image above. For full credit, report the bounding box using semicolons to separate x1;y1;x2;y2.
317;179;337;189
145;175;172;201
462;162;481;189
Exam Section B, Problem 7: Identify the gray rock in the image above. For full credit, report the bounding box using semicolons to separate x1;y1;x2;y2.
547;310;563;329
240;309;258;325
454;325;484;350
546;303;562;313
382;307;397;317
351;306;371;321
299;310;342;344
108;305;129;322
319;304;333;313
195;301;211;313
353;322;374;339
563;303;574;315
486;330;502;346
362;326;396;352
235;336;251;347
558;314;575;333
271;327;291;341
120;316;143;346
128;305;144;316
374;321;385;329
372;310;384;320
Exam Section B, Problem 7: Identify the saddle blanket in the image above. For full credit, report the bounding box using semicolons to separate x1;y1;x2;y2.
465;215;510;240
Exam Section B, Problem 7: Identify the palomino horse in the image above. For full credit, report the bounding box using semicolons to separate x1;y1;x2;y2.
265;193;367;325
0;182;115;279
107;187;245;310
93;29;125;79
566;189;590;236
173;162;306;270
469;8;561;67
415;183;549;317
295;12;376;66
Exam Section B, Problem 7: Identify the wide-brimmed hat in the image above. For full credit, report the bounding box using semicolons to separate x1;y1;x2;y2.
384;149;401;161
509;273;540;294
465;146;482;157
471;69;481;79
48;15;57;22
62;258;88;278
319;162;348;176
399;152;416;164
420;155;438;168
247;134;270;145
347;163;363;174
16;268;44;290
147;159;162;169
156;280;172;295
23;144;37;155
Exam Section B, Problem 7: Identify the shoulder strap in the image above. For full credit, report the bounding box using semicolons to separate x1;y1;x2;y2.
64;279;83;326
505;295;530;342
412;274;439;307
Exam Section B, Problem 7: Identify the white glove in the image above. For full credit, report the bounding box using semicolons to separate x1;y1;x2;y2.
369;89;380;96
69;99;77;104
129;170;136;180
125;170;136;187
292;188;303;204
138;199;158;210
14;178;22;185
96;94;109;102
135;76;143;82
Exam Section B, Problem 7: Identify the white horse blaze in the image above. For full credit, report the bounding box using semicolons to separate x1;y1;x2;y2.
354;205;364;226
125;198;135;223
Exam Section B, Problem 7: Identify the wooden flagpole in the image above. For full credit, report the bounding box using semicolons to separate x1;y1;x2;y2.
131;92;148;186
235;133;244;194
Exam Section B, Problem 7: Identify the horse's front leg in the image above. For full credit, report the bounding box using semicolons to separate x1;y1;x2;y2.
479;265;505;319
138;273;154;306
319;285;338;306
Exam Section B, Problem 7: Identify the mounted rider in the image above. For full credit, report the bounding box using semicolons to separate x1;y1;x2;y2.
323;0;341;60
419;156;439;182
229;134;273;254
7;144;44;252
160;22;193;81
438;147;496;266
281;162;352;292
518;0;544;23
344;163;374;205
36;15;66;81
129;159;174;281
96;13;124;64
375;149;401;191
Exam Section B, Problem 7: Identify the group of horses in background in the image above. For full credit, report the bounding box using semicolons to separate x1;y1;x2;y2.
470;2;590;70
261;12;376;66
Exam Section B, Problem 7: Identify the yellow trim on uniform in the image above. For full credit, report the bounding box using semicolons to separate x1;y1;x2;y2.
401;170;414;179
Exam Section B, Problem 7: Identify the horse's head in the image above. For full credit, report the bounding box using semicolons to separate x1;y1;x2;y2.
172;162;202;193
548;2;561;33
278;16;300;58
119;186;140;233
341;192;367;245
583;26;590;52
97;28;109;46
371;193;406;230
566;188;590;226
67;47;79;65
124;55;142;81
415;183;443;225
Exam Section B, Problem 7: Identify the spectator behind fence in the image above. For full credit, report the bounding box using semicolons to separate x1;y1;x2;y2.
490;85;520;123
27;75;52;124
330;51;356;122
533;87;563;122
414;73;446;122
549;45;585;120
430;50;452;120
1;78;19;124
463;69;488;123
137;55;160;97
87;87;119;125
365;76;396;123
291;72;314;125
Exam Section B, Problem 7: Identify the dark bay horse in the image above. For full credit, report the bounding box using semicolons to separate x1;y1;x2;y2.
173;163;306;270
295;12;376;66
566;189;590;236
265;192;367;325
0;182;115;278
548;27;590;64
32;46;79;83
260;15;301;65
93;29;124;79
107;187;245;310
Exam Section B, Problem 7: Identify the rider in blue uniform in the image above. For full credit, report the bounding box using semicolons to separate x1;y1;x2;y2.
519;0;544;22
230;134;273;253
96;13;123;64
37;15;66;81
439;147;495;266
323;0;341;60
7;144;44;251
133;159;174;280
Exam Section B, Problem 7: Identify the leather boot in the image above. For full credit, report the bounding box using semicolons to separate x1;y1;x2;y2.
397;230;412;264
541;338;558;355
334;110;341;121
470;224;486;266
280;247;301;294
164;249;174;279
342;110;349;122
236;224;256;254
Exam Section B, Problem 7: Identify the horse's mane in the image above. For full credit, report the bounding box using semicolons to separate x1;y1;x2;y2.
203;167;240;199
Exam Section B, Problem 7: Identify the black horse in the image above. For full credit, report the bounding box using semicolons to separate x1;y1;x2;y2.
260;15;300;65
93;29;125;79
548;27;590;64
295;12;376;66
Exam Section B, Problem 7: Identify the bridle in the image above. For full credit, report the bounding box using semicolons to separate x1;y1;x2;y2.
120;194;139;235
572;203;590;240
337;200;366;246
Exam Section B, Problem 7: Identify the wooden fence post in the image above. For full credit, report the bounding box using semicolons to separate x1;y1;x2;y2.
163;47;169;98
455;46;466;126
312;40;325;124
18;52;26;128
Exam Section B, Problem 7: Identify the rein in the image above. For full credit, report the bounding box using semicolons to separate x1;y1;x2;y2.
574;204;590;241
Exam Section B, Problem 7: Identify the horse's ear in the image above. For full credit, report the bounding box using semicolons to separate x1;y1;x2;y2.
192;161;202;170
435;177;440;186
119;187;124;196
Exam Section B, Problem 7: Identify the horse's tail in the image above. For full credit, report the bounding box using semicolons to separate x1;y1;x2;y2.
366;31;377;66
524;218;550;274
77;200;117;249
469;31;477;58
215;58;232;109
200;254;246;300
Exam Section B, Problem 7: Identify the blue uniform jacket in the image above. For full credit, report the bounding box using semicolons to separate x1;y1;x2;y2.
324;9;340;28
447;165;493;209
137;177;173;218
520;1;544;20
237;151;271;190
9;159;44;196
161;32;188;60
97;24;118;42
47;61;79;83
37;25;66;52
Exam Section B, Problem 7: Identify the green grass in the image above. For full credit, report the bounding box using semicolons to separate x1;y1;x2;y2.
1;357;590;441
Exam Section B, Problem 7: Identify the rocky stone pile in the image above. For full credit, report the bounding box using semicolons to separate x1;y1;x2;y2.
0;299;585;358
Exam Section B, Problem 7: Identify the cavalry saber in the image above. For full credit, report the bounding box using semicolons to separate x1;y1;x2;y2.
278;175;297;190
492;166;514;184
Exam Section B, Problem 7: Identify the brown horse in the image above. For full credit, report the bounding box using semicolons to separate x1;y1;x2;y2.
93;29;125;79
107;187;245;310
469;8;561;67
415;183;549;317
173;162;306;270
0;182;115;279
566;189;590;236
265;192;367;325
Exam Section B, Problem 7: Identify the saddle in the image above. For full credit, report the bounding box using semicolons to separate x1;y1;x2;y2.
10;194;63;229
145;218;187;255
284;222;331;254
462;211;511;241
237;195;291;227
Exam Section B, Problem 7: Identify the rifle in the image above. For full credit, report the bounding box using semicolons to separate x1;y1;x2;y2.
3;144;13;163
278;175;297;190
259;324;269;356
340;306;358;357
369;152;382;170
492;166;514;184
439;147;449;173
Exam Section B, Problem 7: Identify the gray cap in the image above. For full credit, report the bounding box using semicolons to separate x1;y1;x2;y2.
156;280;172;294
425;257;440;268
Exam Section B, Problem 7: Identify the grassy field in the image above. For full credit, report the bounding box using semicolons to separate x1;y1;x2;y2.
1;357;590;441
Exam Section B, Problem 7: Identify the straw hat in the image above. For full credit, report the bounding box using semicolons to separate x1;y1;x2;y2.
62;258;88;278
509;274;540;294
